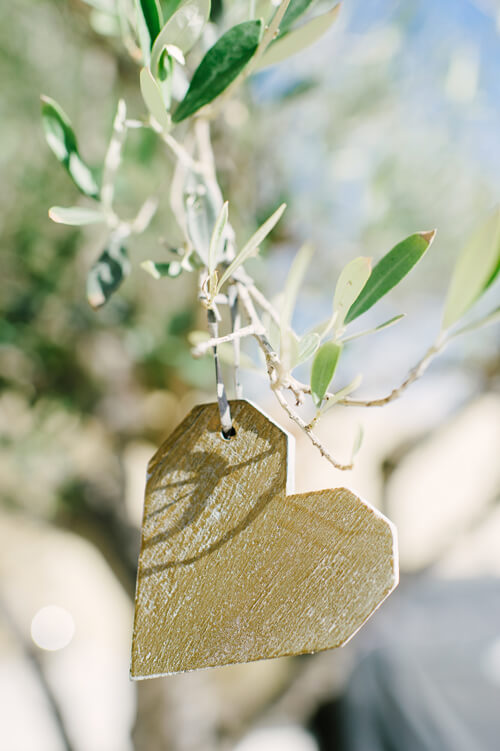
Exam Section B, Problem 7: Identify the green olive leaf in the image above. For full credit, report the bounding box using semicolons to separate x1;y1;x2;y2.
310;341;343;406
216;203;286;292
279;0;317;36
345;230;436;324
137;0;163;47
173;20;262;122
41;96;99;199
87;239;130;309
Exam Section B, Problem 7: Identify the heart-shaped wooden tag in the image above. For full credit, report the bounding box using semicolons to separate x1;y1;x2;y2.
131;400;398;677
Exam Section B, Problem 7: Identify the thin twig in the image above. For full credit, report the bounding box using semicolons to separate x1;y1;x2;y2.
238;283;305;399
237;283;278;367
194;118;225;222
194;118;217;181
131;196;159;234
245;277;282;327
267;337;446;410
273;389;353;471
237;282;352;469
192;324;256;356
101;99;127;216
337;337;448;407
160;130;201;171
170;144;191;243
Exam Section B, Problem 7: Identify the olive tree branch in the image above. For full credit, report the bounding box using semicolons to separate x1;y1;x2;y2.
336;335;449;407
188;112;450;464
273;388;353;471
268;333;448;411
160;129;201;172
237;270;282;327
178;57;452;468
237;282;353;470
194;117;218;180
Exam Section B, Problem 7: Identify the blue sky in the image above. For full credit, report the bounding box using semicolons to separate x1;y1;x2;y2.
347;0;500;179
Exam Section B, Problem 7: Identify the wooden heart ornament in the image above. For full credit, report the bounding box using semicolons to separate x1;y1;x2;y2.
131;400;398;677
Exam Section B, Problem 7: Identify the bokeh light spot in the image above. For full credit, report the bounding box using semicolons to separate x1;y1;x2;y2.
31;605;75;651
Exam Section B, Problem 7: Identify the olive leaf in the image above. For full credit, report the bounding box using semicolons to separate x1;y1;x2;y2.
140;67;171;130
216;203;286;292
87;239;130;308
451;305;500;338
208;201;228;299
351;424;364;460
310;341;343;406
141;260;183;278
279;0;317;36
173;20;263;122
163;0;183;20
442;207;500;330
342;314;405;343
41;96;99;199
345;230;436;324
294;331;320;366
333;256;372;332
151;0;210;74
184;171;222;264
280;242;314;370
136;0;163;49
320;374;363;413
49;206;104;226
259;4;340;69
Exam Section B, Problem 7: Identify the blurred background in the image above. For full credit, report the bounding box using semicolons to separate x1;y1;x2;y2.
1;0;499;749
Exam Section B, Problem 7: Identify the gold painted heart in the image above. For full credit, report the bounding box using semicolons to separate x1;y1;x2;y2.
131;400;398;677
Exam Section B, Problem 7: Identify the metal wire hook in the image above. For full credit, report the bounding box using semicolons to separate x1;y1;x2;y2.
207;307;234;438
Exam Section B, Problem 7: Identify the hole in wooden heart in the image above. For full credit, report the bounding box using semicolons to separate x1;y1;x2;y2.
221;426;237;440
